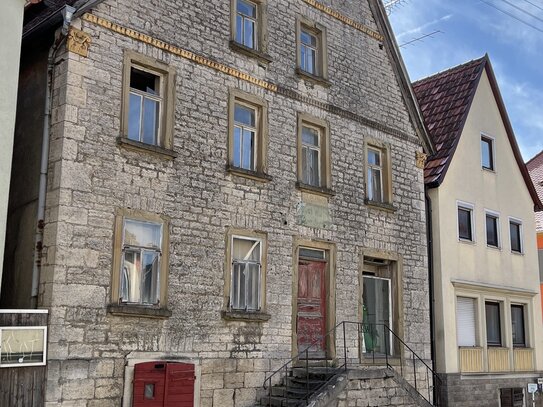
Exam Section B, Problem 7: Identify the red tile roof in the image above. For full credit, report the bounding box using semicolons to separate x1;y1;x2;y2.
412;56;486;186
413;55;542;211
527;151;543;229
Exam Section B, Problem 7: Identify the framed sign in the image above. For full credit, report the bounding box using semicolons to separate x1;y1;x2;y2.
0;326;47;367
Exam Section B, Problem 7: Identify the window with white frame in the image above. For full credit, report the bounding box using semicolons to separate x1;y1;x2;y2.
233;102;257;171
230;236;262;311
296;18;327;81
458;203;474;241
511;304;526;347
456;297;477;347
235;0;258;49
509;219;523;253
367;147;383;202
301;124;322;187
485;211;500;248
300;28;318;75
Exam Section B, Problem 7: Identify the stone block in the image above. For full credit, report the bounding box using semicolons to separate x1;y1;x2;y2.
213;389;234;407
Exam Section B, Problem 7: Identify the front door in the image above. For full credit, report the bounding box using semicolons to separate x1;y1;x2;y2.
297;258;326;358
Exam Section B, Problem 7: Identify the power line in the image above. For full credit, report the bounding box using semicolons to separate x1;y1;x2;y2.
399;30;443;48
480;0;543;33
519;0;543;12
497;0;543;24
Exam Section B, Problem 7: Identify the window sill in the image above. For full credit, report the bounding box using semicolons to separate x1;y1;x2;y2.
296;181;335;197
117;137;178;159
229;41;272;64
221;310;271;322
226;165;272;182
511;250;524;256
107;304;172;319
486;244;501;251
364;199;396;213
295;68;331;87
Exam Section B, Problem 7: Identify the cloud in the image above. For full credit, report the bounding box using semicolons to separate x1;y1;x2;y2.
396;14;453;40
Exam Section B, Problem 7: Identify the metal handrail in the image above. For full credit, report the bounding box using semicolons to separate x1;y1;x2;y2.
262;321;442;407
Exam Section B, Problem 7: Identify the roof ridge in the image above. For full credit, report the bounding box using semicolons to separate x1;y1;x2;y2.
412;55;487;86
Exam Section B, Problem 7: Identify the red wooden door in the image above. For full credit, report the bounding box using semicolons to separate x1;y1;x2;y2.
297;260;326;357
133;362;194;407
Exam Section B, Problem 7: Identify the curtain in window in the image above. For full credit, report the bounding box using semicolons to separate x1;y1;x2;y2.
231;238;261;311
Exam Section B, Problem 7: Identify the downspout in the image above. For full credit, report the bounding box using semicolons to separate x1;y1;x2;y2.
425;188;437;403
30;5;75;308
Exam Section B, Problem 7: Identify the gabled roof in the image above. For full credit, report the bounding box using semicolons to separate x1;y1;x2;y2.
527;150;543;228
413;55;543;211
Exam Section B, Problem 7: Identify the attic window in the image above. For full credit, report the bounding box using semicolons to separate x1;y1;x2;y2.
481;136;495;171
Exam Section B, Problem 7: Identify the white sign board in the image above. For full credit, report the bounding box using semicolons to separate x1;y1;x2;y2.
527;383;538;394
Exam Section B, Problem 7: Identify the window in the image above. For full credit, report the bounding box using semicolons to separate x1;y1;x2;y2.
224;229;267;314
367;148;383;202
235;0;257;49
485;301;502;346
481;136;494;171
296;17;328;81
110;209;170;313
511;305;526;347
509;219;523;253
228;89;269;178
456;297;477;347
296;114;331;192
121;51;176;153
457;203;474;241
485;211;500;248
364;141;393;207
230;0;269;59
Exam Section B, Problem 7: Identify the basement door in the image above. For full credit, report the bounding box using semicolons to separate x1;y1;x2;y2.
132;362;195;407
297;250;327;358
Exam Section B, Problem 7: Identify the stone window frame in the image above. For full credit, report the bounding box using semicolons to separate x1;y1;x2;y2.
227;88;271;182
363;138;394;211
222;227;270;322
457;200;476;243
108;208;171;319
296;113;333;197
508;216;524;254
229;0;272;63
484;208;501;249
295;16;329;86
119;50;177;159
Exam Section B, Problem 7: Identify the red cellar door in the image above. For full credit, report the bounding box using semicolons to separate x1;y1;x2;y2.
133;362;195;407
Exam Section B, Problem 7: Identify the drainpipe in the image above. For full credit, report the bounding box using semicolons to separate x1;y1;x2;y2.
425;189;437;403
30;5;75;309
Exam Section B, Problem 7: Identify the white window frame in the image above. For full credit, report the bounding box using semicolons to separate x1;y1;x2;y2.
484;209;501;249
508;216;524;254
233;101;259;171
0;326;47;368
367;147;384;203
480;133;496;172
457;200;476;243
300;27;318;75
456;296;478;347
301;123;322;187
230;234;263;312
235;0;258;50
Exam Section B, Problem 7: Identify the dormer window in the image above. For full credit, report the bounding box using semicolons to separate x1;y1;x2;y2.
481;136;494;171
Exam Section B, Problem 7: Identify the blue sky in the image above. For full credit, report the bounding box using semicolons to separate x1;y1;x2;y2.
388;0;543;161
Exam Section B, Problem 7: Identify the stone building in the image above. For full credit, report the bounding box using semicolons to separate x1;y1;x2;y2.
2;0;436;406
414;56;543;407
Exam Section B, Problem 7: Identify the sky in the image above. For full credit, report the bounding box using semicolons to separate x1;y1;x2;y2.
387;0;543;162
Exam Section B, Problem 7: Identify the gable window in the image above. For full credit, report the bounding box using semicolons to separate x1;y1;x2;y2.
235;0;257;49
481;136;494;171
485;301;502;346
296;114;331;194
511;305;526;347
367;148;383;202
485;211;500;248
121;52;176;154
456;297;477;347
457;203;474;241
223;229;268;318
110;209;170;317
296;17;328;82
509;218;523;253
227;89;269;179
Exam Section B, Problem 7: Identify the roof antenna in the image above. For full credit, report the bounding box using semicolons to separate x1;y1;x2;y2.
383;0;409;15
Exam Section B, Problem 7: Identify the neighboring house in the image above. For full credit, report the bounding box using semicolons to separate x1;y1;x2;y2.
1;0;437;406
527;151;543;321
0;0;26;299
414;55;543;407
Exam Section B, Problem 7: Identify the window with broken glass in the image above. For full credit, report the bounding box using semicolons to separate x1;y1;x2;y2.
367;147;383;202
128;67;162;146
231;237;261;311
235;0;258;49
120;219;163;305
233;102;257;171
301;125;321;187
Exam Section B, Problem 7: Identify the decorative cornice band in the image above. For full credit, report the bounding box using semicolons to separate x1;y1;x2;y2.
303;0;384;41
81;13;417;145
